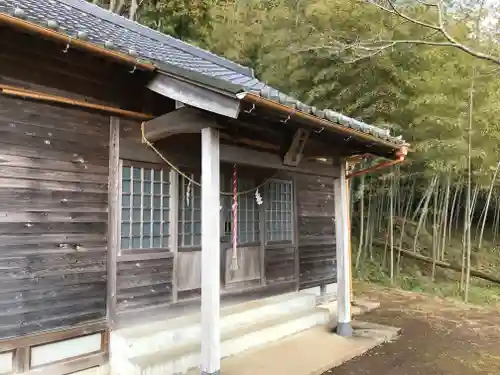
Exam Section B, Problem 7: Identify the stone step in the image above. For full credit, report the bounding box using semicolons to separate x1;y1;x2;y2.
123;307;329;375
111;292;316;359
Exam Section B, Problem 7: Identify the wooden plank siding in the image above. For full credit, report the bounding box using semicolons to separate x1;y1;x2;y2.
0;94;109;339
264;246;295;284
296;173;337;289
116;256;174;314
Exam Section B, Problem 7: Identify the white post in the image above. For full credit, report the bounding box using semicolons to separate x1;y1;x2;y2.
334;160;352;336
201;127;221;375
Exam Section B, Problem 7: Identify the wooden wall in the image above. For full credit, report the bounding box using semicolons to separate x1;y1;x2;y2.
0;94;109;339
116;255;174;316
265;246;296;284
296;174;337;289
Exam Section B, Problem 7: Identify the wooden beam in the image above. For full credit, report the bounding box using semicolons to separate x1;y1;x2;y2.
148;74;240;118
107;117;120;329
0;322;106;350
334;160;352;336
220;144;340;178
200;127;221;375
0;85;153;120
283;128;310;167
219;133;279;153
143;107;220;141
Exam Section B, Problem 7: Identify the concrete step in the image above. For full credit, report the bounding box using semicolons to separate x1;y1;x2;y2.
124;307;329;375
111;292;316;359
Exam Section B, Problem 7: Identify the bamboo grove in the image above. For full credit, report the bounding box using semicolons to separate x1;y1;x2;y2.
88;0;500;302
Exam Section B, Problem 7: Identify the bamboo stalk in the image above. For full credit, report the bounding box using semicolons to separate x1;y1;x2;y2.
389;170;395;283
432;180;438;281
397;177;415;273
449;179;462;241
355;174;365;270
478;161;500;249
464;72;475;302
493;193;500;245
440;174;451;260
413;175;437;252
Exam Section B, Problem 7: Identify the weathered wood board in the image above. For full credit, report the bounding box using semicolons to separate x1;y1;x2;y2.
0;94;109;339
296;173;337;289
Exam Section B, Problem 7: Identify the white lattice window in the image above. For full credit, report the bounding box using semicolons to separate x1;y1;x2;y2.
266;180;293;242
178;174;202;247
222;178;260;244
120;163;170;250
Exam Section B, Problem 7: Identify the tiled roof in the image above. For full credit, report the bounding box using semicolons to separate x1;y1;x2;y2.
0;0;406;146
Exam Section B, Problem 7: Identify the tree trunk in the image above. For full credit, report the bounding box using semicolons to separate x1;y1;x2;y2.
382;245;500;285
413;175;437;252
455;185;463;232
440;174;451;260
493;193;500;245
367;190;375;261
355;175;365;270
129;0;138;20
478;161;500;249
432;179;438;281
464;73;475;303
390;171;395;283
397;177;415;273
449;180;462;241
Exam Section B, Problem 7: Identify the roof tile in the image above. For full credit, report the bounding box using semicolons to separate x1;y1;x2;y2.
0;0;406;145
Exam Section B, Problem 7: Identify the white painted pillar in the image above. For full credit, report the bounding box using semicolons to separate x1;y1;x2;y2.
334;160;352;336
201;127;221;375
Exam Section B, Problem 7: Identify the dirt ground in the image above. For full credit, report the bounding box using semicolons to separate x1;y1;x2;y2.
324;284;500;375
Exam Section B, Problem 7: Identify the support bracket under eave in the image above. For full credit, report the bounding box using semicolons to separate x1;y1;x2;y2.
143;107;221;141
283;128;310;167
148;74;241;119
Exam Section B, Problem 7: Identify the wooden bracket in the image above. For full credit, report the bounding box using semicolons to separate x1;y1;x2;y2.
143;107;220;141
283;128;310;167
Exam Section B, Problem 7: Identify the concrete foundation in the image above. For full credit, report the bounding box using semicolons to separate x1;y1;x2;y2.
108;293;384;375
186;322;400;375
110;292;330;375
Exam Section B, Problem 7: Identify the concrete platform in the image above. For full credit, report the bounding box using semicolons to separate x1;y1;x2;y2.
186;321;400;375
110;292;331;375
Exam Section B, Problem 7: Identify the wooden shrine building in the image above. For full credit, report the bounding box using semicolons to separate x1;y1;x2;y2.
0;1;408;375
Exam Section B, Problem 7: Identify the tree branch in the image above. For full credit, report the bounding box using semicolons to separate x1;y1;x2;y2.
361;0;500;66
385;0;441;31
414;0;438;7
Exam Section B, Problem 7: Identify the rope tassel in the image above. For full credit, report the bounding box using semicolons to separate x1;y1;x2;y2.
230;164;239;271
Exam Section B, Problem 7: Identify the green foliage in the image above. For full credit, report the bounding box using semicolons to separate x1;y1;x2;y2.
89;0;500;302
207;0;500;183
139;0;213;45
88;0;213;43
